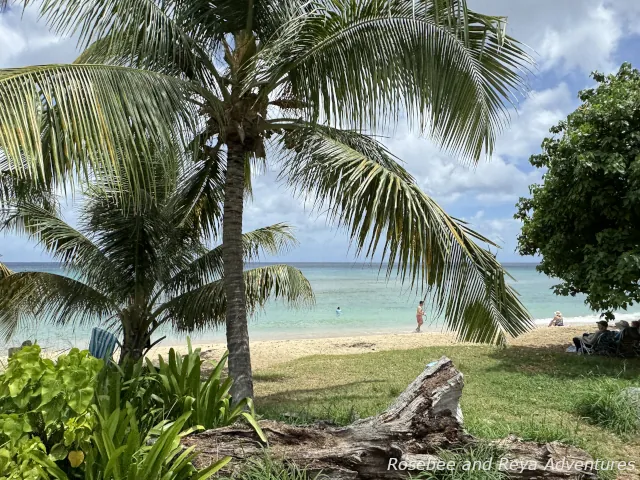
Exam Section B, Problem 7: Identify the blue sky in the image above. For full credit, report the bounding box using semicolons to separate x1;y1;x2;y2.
2;0;640;263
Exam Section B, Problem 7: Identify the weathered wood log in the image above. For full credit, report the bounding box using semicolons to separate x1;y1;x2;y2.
183;357;598;479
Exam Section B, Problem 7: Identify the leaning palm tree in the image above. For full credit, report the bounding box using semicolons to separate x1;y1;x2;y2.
0;162;313;361
0;0;534;399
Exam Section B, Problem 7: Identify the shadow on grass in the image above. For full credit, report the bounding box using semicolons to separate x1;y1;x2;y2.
259;379;385;404
254;372;290;383
257;379;389;425
486;345;640;380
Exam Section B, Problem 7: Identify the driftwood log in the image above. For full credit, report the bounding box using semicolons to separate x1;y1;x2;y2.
183;357;598;479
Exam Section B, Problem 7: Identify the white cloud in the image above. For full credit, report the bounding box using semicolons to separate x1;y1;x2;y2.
496;83;576;159
461;214;524;258
470;0;633;75
0;5;79;68
538;5;621;74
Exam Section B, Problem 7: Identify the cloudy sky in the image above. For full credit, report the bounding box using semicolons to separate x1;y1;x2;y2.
2;0;640;263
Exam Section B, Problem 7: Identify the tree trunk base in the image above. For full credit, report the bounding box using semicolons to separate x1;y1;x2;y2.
183;357;598;479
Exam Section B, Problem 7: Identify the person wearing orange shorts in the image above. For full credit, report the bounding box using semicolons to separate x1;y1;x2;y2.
415;300;425;333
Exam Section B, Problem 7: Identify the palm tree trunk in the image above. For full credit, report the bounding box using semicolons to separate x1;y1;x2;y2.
223;140;253;401
120;319;148;364
120;339;146;363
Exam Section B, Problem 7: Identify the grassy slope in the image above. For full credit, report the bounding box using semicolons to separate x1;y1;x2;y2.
253;345;640;465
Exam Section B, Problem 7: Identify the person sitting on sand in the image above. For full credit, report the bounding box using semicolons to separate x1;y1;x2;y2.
549;311;564;327
415;301;425;333
573;320;608;353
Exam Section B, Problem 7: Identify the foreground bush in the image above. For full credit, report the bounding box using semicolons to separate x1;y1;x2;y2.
0;344;262;478
146;341;265;438
0;345;102;477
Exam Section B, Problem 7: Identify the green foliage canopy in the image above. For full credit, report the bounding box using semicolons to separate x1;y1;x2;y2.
516;63;640;317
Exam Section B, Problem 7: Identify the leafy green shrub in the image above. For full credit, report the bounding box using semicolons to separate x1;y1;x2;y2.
0;344;235;479
146;341;266;441
84;406;229;480
574;380;640;437
0;437;69;480
0;345;103;477
94;359;161;436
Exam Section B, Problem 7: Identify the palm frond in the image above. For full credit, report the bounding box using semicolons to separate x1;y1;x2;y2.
278;125;533;344
0;261;11;280
0;272;117;340
70;0;222;88
255;0;532;160
171;154;226;242
0;166;57;210
0;200;122;293
166;223;298;294
159;264;314;332
0;64;195;199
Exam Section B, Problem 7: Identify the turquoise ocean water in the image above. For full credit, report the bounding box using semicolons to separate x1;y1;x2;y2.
4;262;640;351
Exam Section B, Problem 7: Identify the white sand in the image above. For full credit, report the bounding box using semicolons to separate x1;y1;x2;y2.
147;325;591;370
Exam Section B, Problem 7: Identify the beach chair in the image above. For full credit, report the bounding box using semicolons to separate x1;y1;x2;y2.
617;328;640;358
88;328;119;361
578;336;597;355
591;331;619;357
579;331;615;356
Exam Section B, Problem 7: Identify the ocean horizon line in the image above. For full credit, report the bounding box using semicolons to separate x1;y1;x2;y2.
3;261;541;266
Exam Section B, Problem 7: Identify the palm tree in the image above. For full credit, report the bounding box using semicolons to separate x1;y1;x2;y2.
0;161;314;361
0;0;534;399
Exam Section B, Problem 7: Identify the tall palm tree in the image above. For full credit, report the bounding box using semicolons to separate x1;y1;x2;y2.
0;0;534;399
0;161;313;361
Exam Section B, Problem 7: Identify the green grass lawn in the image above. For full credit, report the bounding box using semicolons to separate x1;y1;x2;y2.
253;345;640;466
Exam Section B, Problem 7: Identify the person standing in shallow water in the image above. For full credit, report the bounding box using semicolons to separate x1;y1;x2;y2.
336;306;341;317
415;301;425;333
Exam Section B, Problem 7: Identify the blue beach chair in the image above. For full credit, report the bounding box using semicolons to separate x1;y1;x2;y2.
88;328;119;361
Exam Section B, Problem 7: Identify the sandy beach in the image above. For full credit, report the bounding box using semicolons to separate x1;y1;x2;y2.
147;325;593;370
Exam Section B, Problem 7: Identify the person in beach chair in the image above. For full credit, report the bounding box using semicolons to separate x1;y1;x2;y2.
617;320;640;358
88;327;120;361
592;328;619;356
572;320;609;354
632;321;640;356
613;320;630;340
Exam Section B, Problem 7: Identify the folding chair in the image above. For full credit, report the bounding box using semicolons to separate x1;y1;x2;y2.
579;335;598;355
591;331;619;357
88;327;119;361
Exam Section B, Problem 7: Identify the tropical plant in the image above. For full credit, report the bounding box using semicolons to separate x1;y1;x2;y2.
516;63;640;317
93;358;161;435
0;0;534;400
0;342;235;479
0;344;103;477
146;341;266;440
0;161;314;361
0;437;69;480
83;408;229;480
